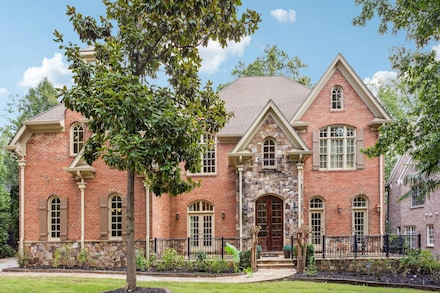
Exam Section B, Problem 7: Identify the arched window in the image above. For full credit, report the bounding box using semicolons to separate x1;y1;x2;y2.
262;138;276;168
309;197;325;246
188;201;214;248
201;134;216;174
71;123;84;155
352;195;368;237
331;86;343;110
48;196;61;240
319;125;355;170
109;194;123;238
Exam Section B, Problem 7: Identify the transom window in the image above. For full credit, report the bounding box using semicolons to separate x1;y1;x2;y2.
331;86;343;110
110;194;123;238
71;123;84;155
201;134;216;174
319;125;355;170
49;197;61;240
263;138;276;168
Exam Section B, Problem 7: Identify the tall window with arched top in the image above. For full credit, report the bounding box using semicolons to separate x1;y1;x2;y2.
188;200;214;248
309;197;325;247
331;86;343;110
352;196;368;237
71;123;84;155
319;125;355;170
201;134;216;174
49;196;61;240
263;138;276;168
110;194;123;238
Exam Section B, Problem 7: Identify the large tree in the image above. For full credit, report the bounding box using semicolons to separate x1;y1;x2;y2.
231;45;311;86
353;0;440;199
55;0;260;290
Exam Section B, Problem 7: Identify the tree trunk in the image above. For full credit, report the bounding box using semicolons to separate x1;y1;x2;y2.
125;169;136;290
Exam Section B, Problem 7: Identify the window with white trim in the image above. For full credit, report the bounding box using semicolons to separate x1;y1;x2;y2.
320;125;355;170
309;198;325;246
427;225;434;247
404;226;416;249
188;201;214;248
331;86;343;110
262;138;276;168
109;194;123;238
71;123;85;155
411;185;425;207
352;196;368;237
201;134;216;174
48;196;61;240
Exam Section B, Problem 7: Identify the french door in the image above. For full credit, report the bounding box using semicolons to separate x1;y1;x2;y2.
256;196;283;251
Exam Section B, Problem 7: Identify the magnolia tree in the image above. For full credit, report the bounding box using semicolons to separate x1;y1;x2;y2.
55;0;260;290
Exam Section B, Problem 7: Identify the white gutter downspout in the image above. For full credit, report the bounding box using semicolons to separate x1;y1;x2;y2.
77;177;87;249
296;163;304;228
238;163;244;251
380;154;384;235
18;159;26;257
144;181;150;258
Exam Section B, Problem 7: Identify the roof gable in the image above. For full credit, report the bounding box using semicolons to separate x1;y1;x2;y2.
291;54;392;127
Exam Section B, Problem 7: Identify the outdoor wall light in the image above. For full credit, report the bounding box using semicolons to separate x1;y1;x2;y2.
222;212;225;219
337;205;342;213
375;204;381;212
176;213;179;220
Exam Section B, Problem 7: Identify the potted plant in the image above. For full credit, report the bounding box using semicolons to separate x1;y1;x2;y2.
256;245;262;259
283;244;292;259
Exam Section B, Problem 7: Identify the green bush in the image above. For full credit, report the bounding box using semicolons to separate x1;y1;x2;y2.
239;249;251;270
157;248;184;271
293;244;314;265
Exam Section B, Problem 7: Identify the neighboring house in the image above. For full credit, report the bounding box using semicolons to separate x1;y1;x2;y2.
387;154;440;256
6;54;392;267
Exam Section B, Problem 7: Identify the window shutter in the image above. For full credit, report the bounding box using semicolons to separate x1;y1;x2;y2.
356;128;364;170
38;198;48;241
100;196;108;240
312;130;320;170
121;196;127;240
60;197;68;241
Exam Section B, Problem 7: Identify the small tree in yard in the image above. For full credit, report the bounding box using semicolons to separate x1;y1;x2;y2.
55;0;260;290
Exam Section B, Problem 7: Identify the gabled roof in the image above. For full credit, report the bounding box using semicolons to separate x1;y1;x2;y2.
229;100;312;163
290;53;393;127
218;76;310;137
64;149;96;179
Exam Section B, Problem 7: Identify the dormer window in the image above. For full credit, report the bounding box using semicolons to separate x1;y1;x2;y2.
263;138;276;168
331;86;343;110
71;123;84;155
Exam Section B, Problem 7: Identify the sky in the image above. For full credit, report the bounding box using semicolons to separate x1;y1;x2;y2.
0;0;430;125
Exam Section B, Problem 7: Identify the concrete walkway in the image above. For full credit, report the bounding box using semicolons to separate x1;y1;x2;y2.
0;257;294;283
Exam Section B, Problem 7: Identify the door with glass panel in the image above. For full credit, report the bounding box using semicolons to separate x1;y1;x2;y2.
189;201;213;252
256;195;283;251
309;198;325;252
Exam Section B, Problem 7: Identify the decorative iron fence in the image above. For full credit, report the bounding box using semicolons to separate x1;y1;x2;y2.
149;237;251;259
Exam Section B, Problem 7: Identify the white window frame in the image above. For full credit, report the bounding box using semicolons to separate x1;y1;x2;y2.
309;197;325;246
319;125;355;170
191;134;216;175
352;196;368;237
331;86;343;110
109;194;123;239
262;137;277;169
427;225;434;247
404;226;416;249
188;200;214;249
70;122;85;156
48;196;61;241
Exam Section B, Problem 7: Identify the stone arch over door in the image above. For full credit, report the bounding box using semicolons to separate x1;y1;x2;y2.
256;195;283;251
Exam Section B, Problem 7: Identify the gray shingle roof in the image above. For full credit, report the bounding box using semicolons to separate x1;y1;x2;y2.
27;103;65;122
218;76;310;136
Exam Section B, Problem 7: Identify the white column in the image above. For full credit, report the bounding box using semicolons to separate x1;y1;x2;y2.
77;180;87;249
296;163;304;228
237;165;244;251
379;154;384;235
18;160;26;257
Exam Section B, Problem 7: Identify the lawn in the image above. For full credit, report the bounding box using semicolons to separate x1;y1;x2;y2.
0;276;428;293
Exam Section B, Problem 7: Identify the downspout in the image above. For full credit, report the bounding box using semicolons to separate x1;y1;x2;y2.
144;180;150;258
238;161;244;251
77;176;87;249
296;162;304;228
379;154;384;235
17;159;26;257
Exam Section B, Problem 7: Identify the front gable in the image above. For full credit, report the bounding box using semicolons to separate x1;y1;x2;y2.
229;100;312;166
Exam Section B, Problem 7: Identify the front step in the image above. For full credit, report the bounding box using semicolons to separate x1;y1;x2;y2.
257;252;295;269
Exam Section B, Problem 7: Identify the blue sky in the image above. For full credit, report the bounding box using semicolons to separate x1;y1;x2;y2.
0;0;426;123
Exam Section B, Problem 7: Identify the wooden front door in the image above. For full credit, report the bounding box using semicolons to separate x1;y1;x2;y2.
256;196;283;251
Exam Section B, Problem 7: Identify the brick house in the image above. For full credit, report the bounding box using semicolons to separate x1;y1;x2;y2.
387;154;440;256
6;54;392;267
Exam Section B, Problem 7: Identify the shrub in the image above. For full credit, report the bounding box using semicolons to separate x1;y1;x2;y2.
239;249;251;270
157;248;184;271
77;248;92;268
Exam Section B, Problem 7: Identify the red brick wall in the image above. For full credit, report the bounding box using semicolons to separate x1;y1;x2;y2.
298;69;383;235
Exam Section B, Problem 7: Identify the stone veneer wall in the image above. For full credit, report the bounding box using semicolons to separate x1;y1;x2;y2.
238;116;299;242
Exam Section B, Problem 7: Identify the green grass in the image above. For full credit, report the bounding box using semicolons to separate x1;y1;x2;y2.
0;276;428;293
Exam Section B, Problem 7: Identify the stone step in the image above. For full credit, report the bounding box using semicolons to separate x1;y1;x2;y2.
257;255;295;269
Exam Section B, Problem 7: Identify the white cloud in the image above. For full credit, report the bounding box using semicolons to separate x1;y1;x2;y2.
364;71;398;95
0;88;7;95
432;44;440;60
199;36;252;74
18;53;72;88
271;9;296;24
